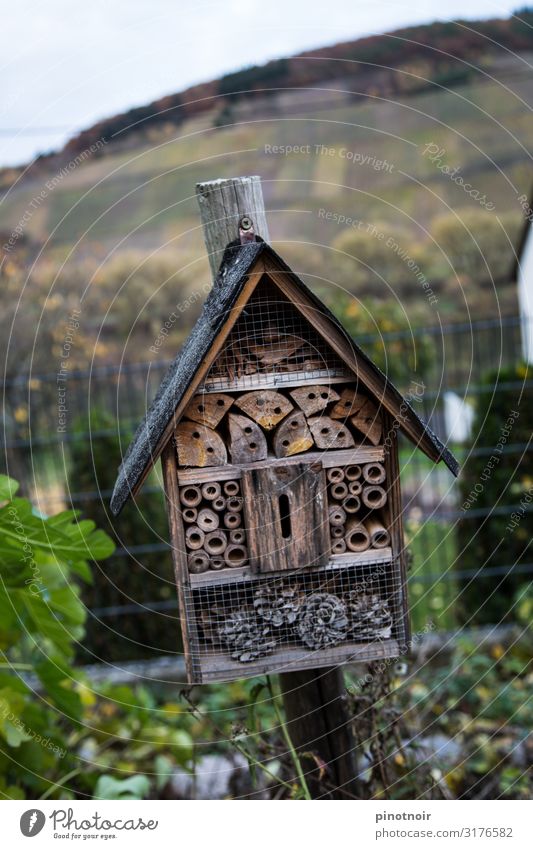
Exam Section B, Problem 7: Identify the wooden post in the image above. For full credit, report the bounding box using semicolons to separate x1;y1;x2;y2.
195;176;359;799
196;176;270;277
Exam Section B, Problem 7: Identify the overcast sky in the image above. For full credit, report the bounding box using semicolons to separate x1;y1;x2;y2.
0;0;523;167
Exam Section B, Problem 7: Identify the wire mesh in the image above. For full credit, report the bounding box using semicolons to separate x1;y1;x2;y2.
202;276;350;391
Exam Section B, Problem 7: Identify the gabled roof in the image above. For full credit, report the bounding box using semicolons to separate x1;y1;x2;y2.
110;240;458;515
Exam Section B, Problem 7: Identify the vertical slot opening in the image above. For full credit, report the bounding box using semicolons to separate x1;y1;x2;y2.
278;493;292;539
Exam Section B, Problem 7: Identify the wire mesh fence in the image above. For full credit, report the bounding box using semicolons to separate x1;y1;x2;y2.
2;313;531;658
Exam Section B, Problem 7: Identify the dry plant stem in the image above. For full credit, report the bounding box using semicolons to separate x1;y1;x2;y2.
181;691;299;796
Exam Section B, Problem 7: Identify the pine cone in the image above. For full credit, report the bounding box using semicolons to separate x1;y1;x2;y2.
218;608;277;663
346;592;392;641
296;593;348;650
253;581;301;628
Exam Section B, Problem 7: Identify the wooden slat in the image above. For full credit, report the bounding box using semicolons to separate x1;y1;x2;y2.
177;447;385;485
241;462;329;573
160;443;198;682
198;639;400;682
201;370;352;393
188;547;393;587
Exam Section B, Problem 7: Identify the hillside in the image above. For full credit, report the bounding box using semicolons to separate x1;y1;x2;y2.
0;12;532;376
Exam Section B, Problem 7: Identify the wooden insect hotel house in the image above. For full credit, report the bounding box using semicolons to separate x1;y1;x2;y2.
111;176;458;684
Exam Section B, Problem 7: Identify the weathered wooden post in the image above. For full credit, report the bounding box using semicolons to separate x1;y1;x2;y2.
195;176;359;798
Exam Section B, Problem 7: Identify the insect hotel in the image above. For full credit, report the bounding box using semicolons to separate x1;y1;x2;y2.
110;177;458;684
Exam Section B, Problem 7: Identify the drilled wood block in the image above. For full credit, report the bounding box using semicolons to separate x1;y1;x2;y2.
228;413;268;463
289;384;340;416
175;422;227;467
330;387;367;420
308;416;355;450
351;399;382;446
235;390;293;430
273;411;314;458
183;393;233;429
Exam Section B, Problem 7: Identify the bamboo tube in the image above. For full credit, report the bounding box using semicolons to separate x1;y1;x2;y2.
212;495;226;512
230;529;246;545
223;511;242;529
332;539;347;555
327;467;345;484
223;480;240;497
328;504;346;526
224;544;248;567
365;516;391;549
342;495;361;514
362;462;386;485
345;518;370;553
210;556;225;571
348;481;362;496
331;524;345;539
197;508;220;531
329;481;348;501
185;526;205;550
182;507;198;523
180;485;202;507
362;485;387;509
204;529;228;555
187;551;209;574
201;481;222;501
226;496;244;513
345;464;362;481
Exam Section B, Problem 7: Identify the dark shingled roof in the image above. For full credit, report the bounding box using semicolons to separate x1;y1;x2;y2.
110;240;458;515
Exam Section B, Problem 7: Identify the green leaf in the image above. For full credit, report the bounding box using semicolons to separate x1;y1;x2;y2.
154;755;174;791
0;476;19;502
95;774;151;800
0;688;32;747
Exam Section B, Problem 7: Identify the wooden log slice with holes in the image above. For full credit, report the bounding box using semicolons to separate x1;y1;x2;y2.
183;393;233;429
223;511;242;530
348;481;362;496
332;539;347;555
308;416;355;450
273;411;314;458
228;413;268;464
201;481;222;501
289;385;340;417
224;544;248;568
204;529;228;556
350;399;382;446
329;504;346;526
327;467;345;484
185;526;205;550
175;422;227;467
235;390;293;430
330;388;367;420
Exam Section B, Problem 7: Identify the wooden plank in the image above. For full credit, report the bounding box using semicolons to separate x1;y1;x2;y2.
198;639;400;682
241;462;330;573
201;369;352;393
161;443;198;682
188;547;393;587
176;447;385;485
381;411;411;646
